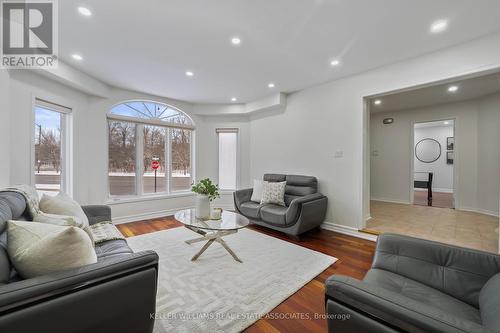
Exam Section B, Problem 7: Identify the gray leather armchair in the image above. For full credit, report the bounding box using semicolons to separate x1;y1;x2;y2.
0;191;158;333
234;174;328;236
325;233;500;333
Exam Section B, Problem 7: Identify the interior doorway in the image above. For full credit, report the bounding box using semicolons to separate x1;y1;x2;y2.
412;120;455;209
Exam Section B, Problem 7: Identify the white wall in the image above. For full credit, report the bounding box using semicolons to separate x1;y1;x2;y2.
414;125;454;192
8;70;90;202
0;70;10;188
251;32;500;228
477;94;500;216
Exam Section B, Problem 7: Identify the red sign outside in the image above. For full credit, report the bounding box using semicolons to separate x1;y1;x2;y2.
151;160;160;170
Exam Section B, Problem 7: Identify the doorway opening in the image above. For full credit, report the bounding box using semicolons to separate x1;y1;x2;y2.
412;119;455;209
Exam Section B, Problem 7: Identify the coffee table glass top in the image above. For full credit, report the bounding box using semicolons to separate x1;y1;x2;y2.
174;209;250;231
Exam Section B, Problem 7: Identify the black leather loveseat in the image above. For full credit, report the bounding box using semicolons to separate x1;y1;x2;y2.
234;174;328;236
0;191;159;333
325;233;500;333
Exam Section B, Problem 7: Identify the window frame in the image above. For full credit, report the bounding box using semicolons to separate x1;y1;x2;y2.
216;128;240;191
106;100;195;201
31;97;73;196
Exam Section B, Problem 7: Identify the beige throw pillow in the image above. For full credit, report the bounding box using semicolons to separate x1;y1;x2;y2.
7;221;97;278
33;212;84;228
39;193;89;227
250;180;267;203
261;181;286;206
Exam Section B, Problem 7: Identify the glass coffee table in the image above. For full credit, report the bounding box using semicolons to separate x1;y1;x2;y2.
174;209;250;263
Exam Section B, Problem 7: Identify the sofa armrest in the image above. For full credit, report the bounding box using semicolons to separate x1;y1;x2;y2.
82;205;112;225
372;234;500;307
0;250;158;312
325;275;487;333
233;188;253;210
286;193;327;224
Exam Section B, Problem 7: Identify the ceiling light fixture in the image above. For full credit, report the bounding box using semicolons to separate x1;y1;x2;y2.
430;19;448;33
374;99;382;105
231;37;241;45
448;85;458;93
330;59;340;66
268;83;275;88
185;71;194;77
72;54;83;61
231;97;237;102
77;7;92;17
444;121;450;125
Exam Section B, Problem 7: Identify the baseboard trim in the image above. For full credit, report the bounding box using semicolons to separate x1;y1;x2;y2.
458;207;499;218
370;197;411;205
321;222;377;242
414;188;453;193
112;204;236;225
112;206;194;225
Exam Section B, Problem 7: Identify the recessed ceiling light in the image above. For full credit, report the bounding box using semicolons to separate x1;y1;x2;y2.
448;85;458;93
231;97;237;102
185;71;194;77
77;7;92;17
444;121;450;125
268;83;275;88
72;54;83;61
374;99;382;105
330;59;340;66
430;19;448;33
231;37;241;45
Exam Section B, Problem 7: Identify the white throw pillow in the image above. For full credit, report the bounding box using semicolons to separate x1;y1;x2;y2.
7;221;97;278
39;193;89;227
261;181;286;206
250;180;267;203
33;212;84;228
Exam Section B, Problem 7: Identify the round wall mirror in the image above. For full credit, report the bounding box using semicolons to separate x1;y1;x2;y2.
415;138;441;163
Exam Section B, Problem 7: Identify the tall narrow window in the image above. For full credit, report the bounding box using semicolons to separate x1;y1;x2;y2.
108;121;136;196
217;128;238;190
107;101;194;198
34;99;71;195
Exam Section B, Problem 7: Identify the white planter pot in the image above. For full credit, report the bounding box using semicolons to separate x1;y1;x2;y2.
195;194;210;219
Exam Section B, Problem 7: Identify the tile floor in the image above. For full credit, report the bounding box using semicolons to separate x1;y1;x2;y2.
365;200;499;253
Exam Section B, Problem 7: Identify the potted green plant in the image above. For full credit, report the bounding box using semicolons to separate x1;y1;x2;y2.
191;178;220;219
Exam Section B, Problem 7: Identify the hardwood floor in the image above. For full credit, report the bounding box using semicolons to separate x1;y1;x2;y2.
117;217;376;333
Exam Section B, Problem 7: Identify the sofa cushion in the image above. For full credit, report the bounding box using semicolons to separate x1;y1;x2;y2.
0;246;10;285
95;239;133;260
239;201;264;219
261;181;286;206
250;180;266;203
260;205;288;225
479;273;500;332
263;174;286;182
363;268;481;324
7;221;97;279
39;193;89;227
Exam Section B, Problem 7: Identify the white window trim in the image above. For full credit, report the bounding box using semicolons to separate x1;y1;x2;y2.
216;128;240;191
106;100;195;201
31;96;73;196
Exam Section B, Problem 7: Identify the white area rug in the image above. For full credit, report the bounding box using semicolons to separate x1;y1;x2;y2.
128;227;337;333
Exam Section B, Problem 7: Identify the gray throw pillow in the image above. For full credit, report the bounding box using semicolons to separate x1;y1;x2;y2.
261;181;286;206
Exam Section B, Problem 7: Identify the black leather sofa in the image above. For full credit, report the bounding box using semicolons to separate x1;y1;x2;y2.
325;233;500;333
234;174;328;236
0;191;159;333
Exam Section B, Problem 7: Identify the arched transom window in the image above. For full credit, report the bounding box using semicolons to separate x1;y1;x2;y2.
107;101;194;198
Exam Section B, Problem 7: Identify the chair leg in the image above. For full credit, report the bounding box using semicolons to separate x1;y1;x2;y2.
289;234;301;242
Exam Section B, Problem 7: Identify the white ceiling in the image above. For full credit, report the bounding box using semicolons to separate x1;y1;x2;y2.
371;71;500;113
59;0;500;104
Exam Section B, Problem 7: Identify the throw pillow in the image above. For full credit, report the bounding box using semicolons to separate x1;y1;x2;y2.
33;212;84;228
39;193;89;227
250;180;267;203
7;220;97;278
261;181;286;206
